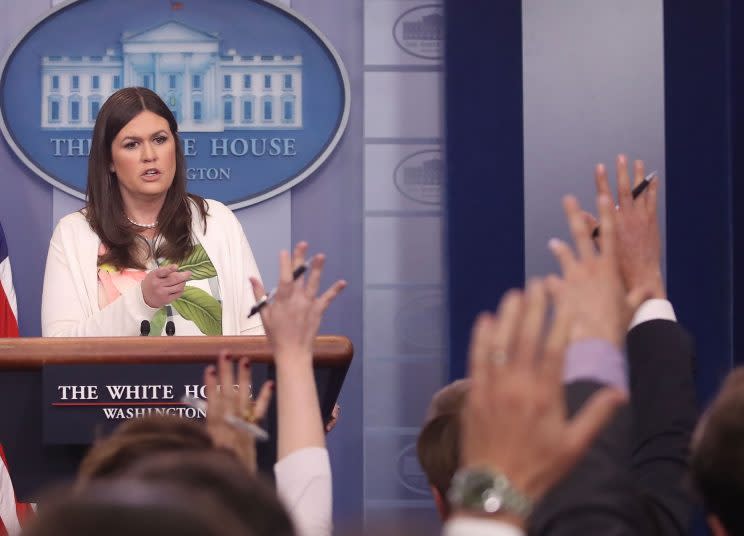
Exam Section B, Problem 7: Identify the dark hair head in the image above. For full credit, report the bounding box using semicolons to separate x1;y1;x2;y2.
424;379;470;423
86;86;206;269
416;380;470;517
127;450;296;536
25;480;249;536
416;411;461;514
691;368;744;534
77;415;213;484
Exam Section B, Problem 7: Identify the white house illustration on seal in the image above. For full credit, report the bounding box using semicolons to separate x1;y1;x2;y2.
40;21;303;132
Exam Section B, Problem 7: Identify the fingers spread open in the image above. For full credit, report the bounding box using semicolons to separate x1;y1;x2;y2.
316;279;347;314
549;238;576;275
467;312;495;382
491;290;524;369
217;351;235;412
596;195;616;262
563;196;594;260
249;276;266;302
277;250;293;295
544;274;564;300
647;177;659;219
540;292;571;384
253;381;274;421
237;357;252;409
633;159;645;188
594;163;613;198
581;211;598;231
204;363;220;419
292;241;308;271
513;279;547;369
616;154;633;208
305;254;326;298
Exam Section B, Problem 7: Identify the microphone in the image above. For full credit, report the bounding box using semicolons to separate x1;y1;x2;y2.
140;320;150;336
165;320;175;336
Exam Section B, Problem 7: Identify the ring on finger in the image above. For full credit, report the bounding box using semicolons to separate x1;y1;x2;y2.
242;401;257;423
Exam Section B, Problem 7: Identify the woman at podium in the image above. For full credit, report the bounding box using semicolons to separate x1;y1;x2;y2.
41;87;264;337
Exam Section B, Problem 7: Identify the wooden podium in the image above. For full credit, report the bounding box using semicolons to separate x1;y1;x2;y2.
0;335;353;500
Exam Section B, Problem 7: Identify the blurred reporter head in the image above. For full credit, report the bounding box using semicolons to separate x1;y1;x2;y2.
416;379;470;520
25;480;248;536
127;450;296;536
77;415;213;485
691;368;744;536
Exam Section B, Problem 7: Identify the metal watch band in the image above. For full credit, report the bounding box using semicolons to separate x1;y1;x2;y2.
448;467;534;518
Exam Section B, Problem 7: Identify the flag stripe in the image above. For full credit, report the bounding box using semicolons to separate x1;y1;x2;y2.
0;447;19;535
0;221;17;330
0;259;17;326
0;223;7;264
0;222;24;535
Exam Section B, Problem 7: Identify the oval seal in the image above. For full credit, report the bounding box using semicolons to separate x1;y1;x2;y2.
393;5;444;60
393;149;443;205
396;442;430;496
0;0;349;209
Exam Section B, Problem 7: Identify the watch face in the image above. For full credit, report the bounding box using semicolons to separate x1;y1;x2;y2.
450;468;532;518
482;490;504;513
462;472;503;510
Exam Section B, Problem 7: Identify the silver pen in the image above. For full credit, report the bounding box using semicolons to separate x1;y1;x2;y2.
181;395;269;442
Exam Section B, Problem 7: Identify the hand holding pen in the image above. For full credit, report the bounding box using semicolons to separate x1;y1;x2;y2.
249;242;347;363
248;254;317;318
249;242;347;460
590;155;666;300
192;350;273;474
591;169;657;239
182;394;269;441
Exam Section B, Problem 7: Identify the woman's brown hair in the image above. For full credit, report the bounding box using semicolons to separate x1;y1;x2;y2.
85;86;207;269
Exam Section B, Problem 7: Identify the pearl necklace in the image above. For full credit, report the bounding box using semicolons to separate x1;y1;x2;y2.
126;215;159;229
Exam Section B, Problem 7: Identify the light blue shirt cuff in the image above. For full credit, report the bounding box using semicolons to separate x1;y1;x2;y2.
563;339;627;391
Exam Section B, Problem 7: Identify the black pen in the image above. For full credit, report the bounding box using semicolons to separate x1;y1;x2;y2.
591;171;657;239
247;255;315;318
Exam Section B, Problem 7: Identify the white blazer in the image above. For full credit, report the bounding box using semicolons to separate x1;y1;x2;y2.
41;198;263;337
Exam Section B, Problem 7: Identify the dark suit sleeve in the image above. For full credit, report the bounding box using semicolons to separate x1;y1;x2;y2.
626;319;698;535
528;381;658;536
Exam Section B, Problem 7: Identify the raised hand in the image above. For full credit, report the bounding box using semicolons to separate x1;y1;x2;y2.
249;242;346;363
249;242;346;459
459;282;627;524
141;264;191;308
548;194;647;347
204;350;273;474
594;155;665;299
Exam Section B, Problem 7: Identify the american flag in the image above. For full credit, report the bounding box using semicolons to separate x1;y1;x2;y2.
0;222;27;535
0;222;17;338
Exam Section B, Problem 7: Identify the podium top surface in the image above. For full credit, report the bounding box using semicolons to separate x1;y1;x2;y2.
0;335;353;369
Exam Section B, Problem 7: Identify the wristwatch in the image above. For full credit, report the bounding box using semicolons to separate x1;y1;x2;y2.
447;467;533;518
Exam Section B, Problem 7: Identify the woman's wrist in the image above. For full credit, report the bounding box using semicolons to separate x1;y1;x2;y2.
273;348;313;368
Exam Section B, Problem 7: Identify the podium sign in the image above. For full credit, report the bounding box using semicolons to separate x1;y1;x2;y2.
42;363;213;444
0;335;352;499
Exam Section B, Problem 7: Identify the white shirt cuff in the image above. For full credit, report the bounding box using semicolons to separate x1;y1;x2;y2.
629;299;676;330
443;517;525;536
